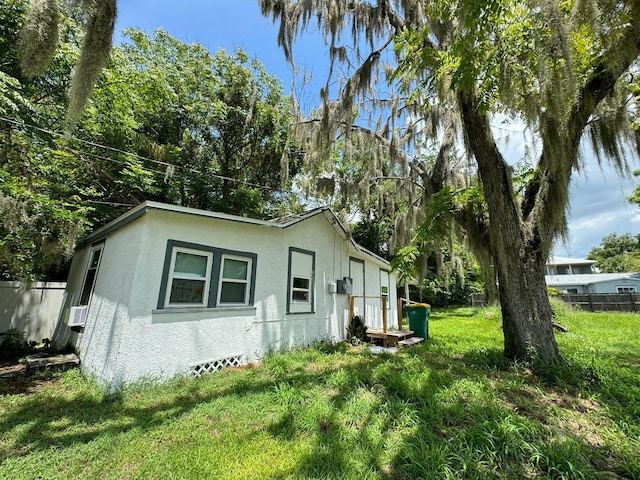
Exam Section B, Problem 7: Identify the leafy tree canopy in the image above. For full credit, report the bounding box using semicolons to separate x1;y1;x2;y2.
629;170;640;207
1;4;299;279
83;28;301;219
587;233;640;273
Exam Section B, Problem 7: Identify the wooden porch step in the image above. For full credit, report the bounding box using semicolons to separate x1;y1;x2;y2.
398;336;424;347
25;352;80;370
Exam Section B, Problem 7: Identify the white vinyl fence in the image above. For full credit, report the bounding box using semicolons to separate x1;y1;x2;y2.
0;281;66;344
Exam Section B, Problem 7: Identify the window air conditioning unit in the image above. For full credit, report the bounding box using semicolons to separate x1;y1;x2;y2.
68;306;88;327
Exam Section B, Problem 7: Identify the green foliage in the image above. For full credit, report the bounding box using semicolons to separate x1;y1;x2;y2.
548;296;575;322
0;328;35;360
83;28;299;218
346;315;367;344
629;170;640;207
418;271;484;308
350;214;392;260
0;6;299;279
587;232;640;273
393;231;484;307
390;245;420;285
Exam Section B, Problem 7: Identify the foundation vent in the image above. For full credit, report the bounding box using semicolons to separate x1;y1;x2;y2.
189;355;244;378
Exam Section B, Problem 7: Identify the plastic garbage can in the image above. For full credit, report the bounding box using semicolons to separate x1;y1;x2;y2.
405;303;431;340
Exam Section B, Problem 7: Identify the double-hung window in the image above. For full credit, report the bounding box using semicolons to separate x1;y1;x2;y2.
158;240;256;310
218;255;252;305
291;276;311;302
166;248;213;307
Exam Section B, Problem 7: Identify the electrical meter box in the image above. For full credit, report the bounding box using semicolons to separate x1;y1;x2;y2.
337;277;353;295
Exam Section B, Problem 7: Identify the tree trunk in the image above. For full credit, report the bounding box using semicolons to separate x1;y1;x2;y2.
481;264;498;305
496;239;559;362
459;92;561;364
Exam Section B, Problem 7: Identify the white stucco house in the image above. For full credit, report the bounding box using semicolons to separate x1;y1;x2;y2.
54;201;397;388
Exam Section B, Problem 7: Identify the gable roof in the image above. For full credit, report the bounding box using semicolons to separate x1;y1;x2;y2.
546;273;640;286
80;201;390;267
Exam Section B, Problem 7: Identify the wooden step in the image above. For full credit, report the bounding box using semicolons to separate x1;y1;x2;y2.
398;336;424;347
25;353;80;370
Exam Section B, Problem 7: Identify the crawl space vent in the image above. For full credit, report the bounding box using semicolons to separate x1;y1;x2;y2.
189;355;244;378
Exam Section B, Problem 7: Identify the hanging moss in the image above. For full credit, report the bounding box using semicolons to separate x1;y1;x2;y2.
18;0;60;77
66;0;117;124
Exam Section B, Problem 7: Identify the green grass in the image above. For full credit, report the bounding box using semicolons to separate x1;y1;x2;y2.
1;307;638;479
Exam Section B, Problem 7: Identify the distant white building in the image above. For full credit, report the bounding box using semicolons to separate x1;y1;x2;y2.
545;256;596;275
545;256;640;294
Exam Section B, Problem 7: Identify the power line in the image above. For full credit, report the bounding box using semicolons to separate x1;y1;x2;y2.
0;115;288;193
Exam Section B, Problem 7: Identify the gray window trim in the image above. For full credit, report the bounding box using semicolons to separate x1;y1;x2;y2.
157;240;257;309
286;247;315;314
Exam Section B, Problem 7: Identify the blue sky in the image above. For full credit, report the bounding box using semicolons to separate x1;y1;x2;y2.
115;1;639;259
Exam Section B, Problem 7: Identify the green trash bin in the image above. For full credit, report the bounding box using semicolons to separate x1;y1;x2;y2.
405;303;431;340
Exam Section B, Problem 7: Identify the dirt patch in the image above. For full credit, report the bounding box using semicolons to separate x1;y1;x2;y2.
0;361;27;377
0;359;67;395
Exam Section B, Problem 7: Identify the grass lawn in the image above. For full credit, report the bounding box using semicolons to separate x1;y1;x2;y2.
1;305;638;479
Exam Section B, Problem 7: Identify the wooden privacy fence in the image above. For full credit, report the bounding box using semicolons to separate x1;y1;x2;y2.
471;292;640;312
559;293;640;312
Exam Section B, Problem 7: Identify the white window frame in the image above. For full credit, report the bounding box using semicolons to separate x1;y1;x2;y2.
165;247;213;308
617;286;637;293
217;254;252;306
290;275;311;304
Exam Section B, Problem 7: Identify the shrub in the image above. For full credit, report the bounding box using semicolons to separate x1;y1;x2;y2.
347;315;367;344
0;328;35;360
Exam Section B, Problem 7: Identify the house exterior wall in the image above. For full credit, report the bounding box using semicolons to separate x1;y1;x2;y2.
548;282;589;294
549;278;640;294
68;219;147;384
587;278;640;294
65;208;396;387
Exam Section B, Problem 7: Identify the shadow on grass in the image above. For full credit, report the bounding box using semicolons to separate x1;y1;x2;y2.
1;341;639;479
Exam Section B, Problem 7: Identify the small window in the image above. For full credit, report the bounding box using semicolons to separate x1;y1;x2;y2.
79;243;103;306
291;276;311;302
166;248;213;307
617;286;636;293
218;255;251;305
566;288;578;294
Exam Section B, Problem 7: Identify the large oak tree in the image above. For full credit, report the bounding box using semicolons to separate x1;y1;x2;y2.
258;0;640;363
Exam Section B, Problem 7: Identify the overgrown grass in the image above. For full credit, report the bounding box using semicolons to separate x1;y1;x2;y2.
1;307;638;479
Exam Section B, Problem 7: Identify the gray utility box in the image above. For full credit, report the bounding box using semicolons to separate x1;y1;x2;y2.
337;277;353;295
